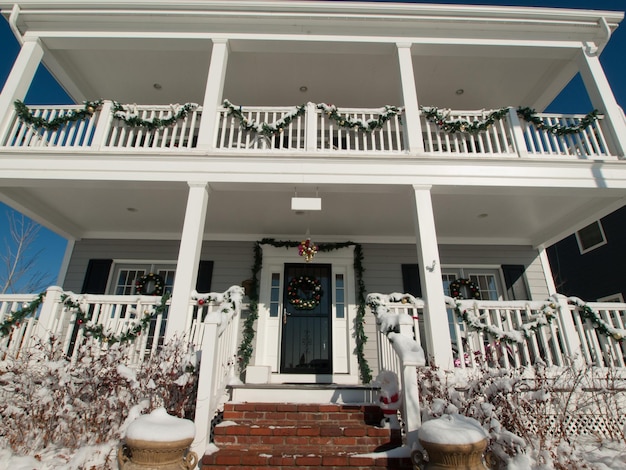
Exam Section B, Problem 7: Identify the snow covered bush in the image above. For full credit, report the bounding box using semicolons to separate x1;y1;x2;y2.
417;362;626;469
0;335;198;467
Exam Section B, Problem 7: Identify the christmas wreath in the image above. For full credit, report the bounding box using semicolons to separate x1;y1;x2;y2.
287;276;323;310
135;273;165;296
449;278;481;300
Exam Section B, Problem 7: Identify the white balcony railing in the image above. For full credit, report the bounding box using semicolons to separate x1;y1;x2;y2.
1;101;615;160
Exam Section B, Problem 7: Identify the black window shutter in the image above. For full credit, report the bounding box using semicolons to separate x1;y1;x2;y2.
501;264;530;300
401;264;422;298
196;260;214;292
81;259;113;294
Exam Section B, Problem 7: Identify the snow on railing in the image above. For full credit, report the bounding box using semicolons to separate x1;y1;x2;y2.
0;292;43;357
1;105;101;148
520;113;609;158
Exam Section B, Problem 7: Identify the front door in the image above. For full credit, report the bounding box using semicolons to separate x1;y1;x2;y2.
280;263;332;374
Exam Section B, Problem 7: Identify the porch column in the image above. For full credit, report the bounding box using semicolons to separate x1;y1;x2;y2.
576;45;626;158
0;37;44;139
196;38;229;151
396;43;424;154
411;185;453;368
165;182;210;339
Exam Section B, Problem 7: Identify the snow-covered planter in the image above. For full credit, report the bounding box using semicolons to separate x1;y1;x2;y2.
413;414;489;470
119;408;198;470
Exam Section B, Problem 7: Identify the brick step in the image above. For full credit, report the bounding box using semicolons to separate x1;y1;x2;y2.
202;446;413;469
202;402;411;469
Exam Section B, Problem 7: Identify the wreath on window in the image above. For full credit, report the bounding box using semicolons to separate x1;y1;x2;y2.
135;273;165;296
449;278;481;300
287;276;323;310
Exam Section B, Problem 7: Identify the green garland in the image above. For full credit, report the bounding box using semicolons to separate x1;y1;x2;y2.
223;100;306;137
317;103;403;133
61;292;170;344
111;102;198;130
14;100;103;131
447;296;557;346
421;105;599;136
568;296;626;342
14;100;198;132
238;238;372;383
516;107;599;136
0;292;44;337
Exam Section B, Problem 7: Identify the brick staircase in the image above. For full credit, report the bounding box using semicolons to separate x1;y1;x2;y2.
201;402;413;469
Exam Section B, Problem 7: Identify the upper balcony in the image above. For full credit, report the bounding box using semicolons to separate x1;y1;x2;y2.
0;100;615;160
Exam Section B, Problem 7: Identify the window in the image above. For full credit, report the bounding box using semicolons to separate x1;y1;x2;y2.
597;293;624;303
109;264;176;295
575;221;607;254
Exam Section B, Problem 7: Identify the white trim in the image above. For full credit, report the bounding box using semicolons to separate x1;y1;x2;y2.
575;220;607;254
538;247;557;296
598;293;625;303
56;238;74;287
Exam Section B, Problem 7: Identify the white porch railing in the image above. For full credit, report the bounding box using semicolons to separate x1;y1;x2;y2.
2;102;615;160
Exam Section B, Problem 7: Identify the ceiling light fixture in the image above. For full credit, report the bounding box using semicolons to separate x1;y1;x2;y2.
455;88;464;95
299;86;308;92
153;83;162;90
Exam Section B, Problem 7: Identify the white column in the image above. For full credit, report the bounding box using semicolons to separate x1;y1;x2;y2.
0;37;44;138
396;43;424;154
537;246;557;296
576;45;626;158
196;39;229;150
411;185;453;368
165;182;210;339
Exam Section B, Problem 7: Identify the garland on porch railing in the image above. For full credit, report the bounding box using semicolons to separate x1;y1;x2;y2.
237;238;372;383
13;100;103;131
60;292;170;344
421;105;599;136
445;296;558;346
317;103;403;133
0;292;45;337
13;100;198;131
568;296;626;342
223;99;306;137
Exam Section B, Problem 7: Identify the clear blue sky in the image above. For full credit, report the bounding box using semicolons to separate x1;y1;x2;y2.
1;0;625;289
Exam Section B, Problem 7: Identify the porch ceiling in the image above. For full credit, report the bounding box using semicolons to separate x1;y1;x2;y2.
1;181;623;247
36;37;576;111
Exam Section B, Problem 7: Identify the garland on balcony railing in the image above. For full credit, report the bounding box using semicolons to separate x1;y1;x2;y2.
111;102;199;130
568;296;626;342
0;292;45;337
13;100;198;132
223;99;306;137
13;100;103;131
60;292;170;344
446;296;558;345
238;238;372;383
421;105;600;136
317;103;403;133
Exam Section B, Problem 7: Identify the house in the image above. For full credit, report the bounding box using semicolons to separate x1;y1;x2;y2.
547;205;626;302
1;1;626;466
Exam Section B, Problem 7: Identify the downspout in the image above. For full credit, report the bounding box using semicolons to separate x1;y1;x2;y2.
8;4;23;46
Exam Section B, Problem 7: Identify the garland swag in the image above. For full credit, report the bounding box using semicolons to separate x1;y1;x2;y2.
14;100;198;131
238;239;372;383
223;99;306;137
422;105;599;136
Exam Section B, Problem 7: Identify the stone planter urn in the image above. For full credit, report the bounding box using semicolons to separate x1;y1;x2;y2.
119;408;198;470
412;414;488;470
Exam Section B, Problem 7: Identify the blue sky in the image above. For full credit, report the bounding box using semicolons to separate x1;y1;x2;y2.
1;0;625;289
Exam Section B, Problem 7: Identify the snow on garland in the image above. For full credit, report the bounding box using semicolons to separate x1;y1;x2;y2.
239;238;372;383
193;286;244;335
61;292;170;344
445;296;558;345
287;276;323;310
317;103;403;133
0;292;44;336
421;105;599;136
223;99;306;137
14;99;103;131
568;296;626;341
14;100;198;131
135;273;165;296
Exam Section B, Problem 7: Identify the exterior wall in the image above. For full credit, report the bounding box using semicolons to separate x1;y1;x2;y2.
547;206;626;301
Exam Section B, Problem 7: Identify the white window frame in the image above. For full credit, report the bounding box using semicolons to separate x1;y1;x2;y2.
575;220;607;254
106;259;176;295
597;293;624;303
441;266;507;301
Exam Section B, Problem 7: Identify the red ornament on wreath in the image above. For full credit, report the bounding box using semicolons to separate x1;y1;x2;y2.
449;278;481;300
287;276;323;310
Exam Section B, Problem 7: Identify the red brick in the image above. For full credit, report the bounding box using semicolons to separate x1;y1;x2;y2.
320;426;343;437
276;404;298;412
344;427;367;437
322;455;351;466
249;426;272;436
255;403;277;412
297;404;321;412
215;454;241;465
297;427;321;436
296;455;323;465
